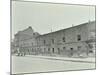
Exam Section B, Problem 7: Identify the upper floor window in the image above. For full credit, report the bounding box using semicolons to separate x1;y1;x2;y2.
33;33;35;35
32;43;33;46
62;37;66;42
77;35;81;41
32;48;34;52
51;39;54;44
44;40;46;45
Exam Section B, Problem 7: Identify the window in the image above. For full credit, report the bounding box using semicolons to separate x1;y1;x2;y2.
77;35;81;41
58;48;60;50
70;48;73;50
63;47;66;50
78;46;81;51
28;49;29;52
33;33;35;35
88;44;93;49
44;48;46;50
48;48;50;52
89;50;93;53
44;40;46;45
62;37;66;42
58;48;60;54
32;43;33;46
52;39;54;44
52;48;54;53
32;48;34;52
37;48;39;50
44;48;46;53
70;48;73;56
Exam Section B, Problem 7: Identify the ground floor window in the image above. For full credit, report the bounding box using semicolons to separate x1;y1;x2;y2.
32;48;34;52
70;48;73;50
70;48;73;56
89;50;93;53
48;48;50;52
63;47;66;50
52;48;54;53
78;46;81;50
44;48;46;52
58;48;60;54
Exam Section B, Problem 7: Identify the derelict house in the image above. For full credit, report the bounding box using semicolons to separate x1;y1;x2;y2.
13;26;40;55
13;21;96;57
36;21;96;57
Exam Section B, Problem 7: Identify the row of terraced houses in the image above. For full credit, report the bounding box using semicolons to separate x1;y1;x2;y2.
12;21;96;57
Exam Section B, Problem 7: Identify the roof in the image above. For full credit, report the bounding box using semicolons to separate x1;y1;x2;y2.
38;20;96;37
15;26;34;36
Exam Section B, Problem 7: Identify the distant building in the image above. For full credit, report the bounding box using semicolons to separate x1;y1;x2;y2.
13;21;96;57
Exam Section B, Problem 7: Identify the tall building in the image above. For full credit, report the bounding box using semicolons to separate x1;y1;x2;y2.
13;21;96;57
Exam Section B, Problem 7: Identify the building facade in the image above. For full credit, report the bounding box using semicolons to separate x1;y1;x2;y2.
13;21;96;57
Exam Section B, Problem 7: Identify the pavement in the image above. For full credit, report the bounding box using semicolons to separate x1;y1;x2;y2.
25;55;95;63
12;55;95;74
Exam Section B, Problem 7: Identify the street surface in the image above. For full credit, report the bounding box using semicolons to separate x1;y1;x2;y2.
12;55;95;74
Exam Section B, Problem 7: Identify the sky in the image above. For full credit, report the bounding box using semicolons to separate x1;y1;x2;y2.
12;1;95;39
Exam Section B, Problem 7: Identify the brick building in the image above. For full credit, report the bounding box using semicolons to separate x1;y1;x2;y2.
13;21;96;57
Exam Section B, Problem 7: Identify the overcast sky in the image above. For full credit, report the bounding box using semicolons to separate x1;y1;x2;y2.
12;1;95;39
